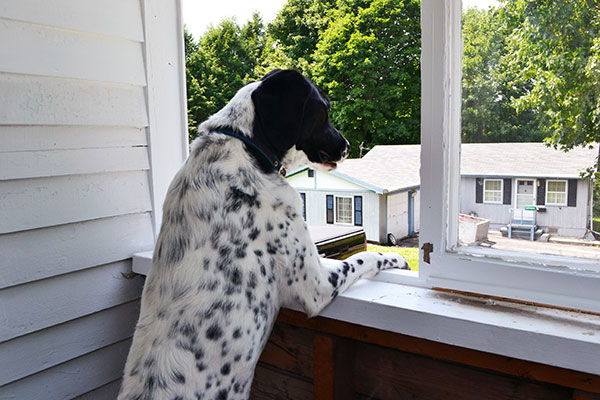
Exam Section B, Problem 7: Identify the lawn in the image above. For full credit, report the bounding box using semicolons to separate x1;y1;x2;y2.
367;244;419;271
594;217;600;232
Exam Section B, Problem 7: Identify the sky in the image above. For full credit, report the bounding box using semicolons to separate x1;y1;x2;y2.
182;0;500;41
181;0;288;40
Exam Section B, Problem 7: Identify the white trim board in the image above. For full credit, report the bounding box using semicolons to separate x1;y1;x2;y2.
132;252;600;375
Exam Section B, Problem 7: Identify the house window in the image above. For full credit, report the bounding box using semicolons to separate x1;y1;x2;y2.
335;196;353;224
545;180;567;206
300;192;306;220
483;179;502;203
308;169;314;178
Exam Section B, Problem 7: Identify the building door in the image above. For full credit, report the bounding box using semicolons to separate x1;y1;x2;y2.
515;179;535;209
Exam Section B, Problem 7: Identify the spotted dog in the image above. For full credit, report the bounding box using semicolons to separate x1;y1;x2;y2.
118;69;408;400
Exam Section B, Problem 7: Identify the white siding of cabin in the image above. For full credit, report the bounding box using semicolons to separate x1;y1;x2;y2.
315;170;368;191
0;1;187;398
536;180;591;237
288;170;422;244
286;169;316;189
289;170;383;242
385;189;420;242
460;178;512;227
388;192;409;239
300;190;382;242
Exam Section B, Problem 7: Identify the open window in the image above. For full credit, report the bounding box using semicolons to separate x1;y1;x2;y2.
415;0;600;314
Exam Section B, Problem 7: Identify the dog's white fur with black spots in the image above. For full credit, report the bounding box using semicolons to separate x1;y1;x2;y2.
118;69;408;400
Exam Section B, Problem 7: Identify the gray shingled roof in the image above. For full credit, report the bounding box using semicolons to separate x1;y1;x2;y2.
331;143;597;193
460;142;597;178
333;144;421;193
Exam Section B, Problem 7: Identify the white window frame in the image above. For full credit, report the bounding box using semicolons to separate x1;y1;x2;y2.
483;178;502;204
545;179;568;206
334;195;353;225
418;0;600;314
144;0;190;238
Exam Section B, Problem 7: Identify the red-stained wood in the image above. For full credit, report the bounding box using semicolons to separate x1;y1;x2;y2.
354;341;571;400
250;364;313;400
257;322;314;379
277;308;600;394
573;390;600;400
313;334;335;400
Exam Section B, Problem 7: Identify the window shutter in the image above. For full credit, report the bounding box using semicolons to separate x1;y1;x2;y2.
475;178;483;204
326;195;333;224
567;179;577;207
536;179;546;205
502;178;512;205
300;193;306;221
354;196;363;226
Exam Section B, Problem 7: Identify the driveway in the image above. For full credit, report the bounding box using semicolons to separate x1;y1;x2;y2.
484;231;600;261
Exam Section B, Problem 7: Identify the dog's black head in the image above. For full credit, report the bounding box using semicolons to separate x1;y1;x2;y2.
251;69;350;172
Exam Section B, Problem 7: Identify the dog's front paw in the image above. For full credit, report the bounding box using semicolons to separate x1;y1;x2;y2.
377;252;410;271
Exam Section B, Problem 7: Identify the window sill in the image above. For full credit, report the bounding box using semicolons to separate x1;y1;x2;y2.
132;252;600;375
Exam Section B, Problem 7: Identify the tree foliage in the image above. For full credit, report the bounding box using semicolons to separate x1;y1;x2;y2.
184;15;266;138
262;0;421;155
312;0;421;154
499;0;600;152
263;0;335;74
185;0;420;154
461;7;542;143
184;0;599;166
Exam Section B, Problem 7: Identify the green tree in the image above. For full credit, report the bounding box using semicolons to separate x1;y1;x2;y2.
262;0;336;75
499;0;600;155
461;7;542;143
185;16;267;139
312;0;421;155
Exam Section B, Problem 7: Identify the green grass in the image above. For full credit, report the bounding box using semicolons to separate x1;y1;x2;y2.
594;217;600;232
367;244;419;271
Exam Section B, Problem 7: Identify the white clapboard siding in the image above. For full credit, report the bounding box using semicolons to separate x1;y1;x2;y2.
0;213;154;289
0;73;148;127
0;0;188;396
0;147;150;180
0;300;140;386
0;339;132;400
0;260;144;342
73;380;122;400
0;171;152;234
0;19;146;86
0;126;147;152
0;0;143;41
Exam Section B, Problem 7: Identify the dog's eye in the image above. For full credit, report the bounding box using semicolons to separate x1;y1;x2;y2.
315;108;328;127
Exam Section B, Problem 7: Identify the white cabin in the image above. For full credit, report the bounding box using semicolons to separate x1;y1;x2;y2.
287;145;422;244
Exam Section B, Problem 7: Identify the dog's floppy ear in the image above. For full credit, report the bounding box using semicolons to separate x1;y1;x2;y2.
252;69;313;149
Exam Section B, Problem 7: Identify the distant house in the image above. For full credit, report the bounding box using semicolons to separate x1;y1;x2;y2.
287;145;421;244
289;143;596;242
460;143;596;237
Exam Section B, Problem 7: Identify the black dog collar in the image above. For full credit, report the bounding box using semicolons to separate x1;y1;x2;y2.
214;130;287;176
